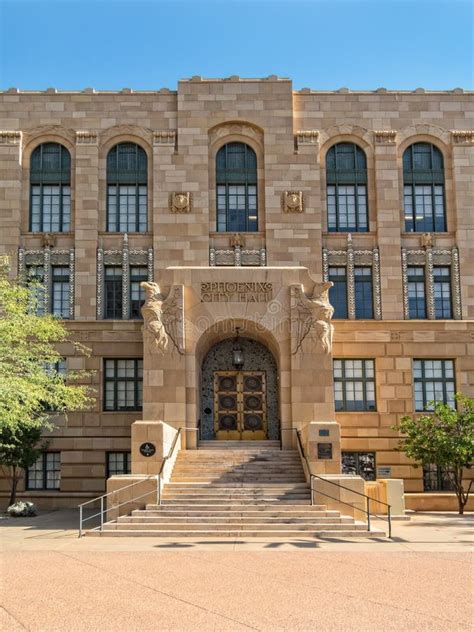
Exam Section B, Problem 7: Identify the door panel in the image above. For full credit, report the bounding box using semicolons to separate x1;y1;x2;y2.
214;371;267;440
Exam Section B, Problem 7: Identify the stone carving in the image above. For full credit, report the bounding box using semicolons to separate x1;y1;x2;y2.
420;232;433;248
374;130;397;144
452;130;474;144
0;131;21;145
153;130;176;146
76;131;98;145
230;233;244;248
140;282;184;354
296;130;319;145
281;191;304;213
209;122;263;147
169;192;192;213
292;282;334;354
140;282;169;353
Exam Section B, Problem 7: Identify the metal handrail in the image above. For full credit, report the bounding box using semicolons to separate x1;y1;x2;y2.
295;429;392;538
78;427;182;537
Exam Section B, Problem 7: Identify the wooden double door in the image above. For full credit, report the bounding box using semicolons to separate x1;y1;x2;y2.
214;371;267;440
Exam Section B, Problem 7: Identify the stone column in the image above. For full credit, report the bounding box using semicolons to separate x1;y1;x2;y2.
74;132;99;319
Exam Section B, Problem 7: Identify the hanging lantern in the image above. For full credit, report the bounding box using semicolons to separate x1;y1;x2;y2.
232;327;244;369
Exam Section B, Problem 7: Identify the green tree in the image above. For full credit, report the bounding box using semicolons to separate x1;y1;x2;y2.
0;257;93;506
394;395;474;514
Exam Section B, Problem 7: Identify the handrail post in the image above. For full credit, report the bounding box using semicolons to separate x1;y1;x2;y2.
388;504;392;538
100;496;104;532
366;496;371;532
311;476;314;506
158;473;161;506
79;505;82;538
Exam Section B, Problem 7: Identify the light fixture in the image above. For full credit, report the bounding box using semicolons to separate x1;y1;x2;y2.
232;327;244;369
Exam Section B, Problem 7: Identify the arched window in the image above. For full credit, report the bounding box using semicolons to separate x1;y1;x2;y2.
30;143;71;232
216;142;257;232
326;142;368;232
106;142;147;232
403;142;446;232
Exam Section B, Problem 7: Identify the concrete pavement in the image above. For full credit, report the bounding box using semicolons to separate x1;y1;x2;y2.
1;510;473;631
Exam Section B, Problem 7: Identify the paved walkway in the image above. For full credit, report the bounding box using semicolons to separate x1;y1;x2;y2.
1;510;473;631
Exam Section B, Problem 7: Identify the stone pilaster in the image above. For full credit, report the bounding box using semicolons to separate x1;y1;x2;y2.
0;131;22;270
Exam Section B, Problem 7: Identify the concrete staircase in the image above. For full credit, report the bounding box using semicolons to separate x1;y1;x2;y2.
100;441;385;537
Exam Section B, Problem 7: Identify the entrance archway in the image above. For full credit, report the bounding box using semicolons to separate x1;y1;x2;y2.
200;337;280;440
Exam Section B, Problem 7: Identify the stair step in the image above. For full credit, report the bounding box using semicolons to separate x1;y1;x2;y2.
118;516;352;525
95;528;386;538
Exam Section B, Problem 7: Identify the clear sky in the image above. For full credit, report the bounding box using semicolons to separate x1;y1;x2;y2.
0;0;472;91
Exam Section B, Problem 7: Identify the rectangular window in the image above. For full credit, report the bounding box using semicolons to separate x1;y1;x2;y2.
30;185;71;233
342;452;376;481
107;185;147;233
327;184;367;232
26;264;45;316
217;184;257;232
407;266;426;319
51;266;70;319
413;359;455;411
104;266;123;319
433;266;452;319
333;359;376;411
129;267;148;319
26;452;60;490
354;267;373;319
423;464;454;492
106;452;132;477
404;184;445;233
328;267;348;319
104;359;143;411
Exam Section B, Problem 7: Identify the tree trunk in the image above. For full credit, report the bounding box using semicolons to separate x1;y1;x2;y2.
454;468;465;515
9;466;18;506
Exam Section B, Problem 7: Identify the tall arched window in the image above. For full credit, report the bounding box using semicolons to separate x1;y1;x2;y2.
30;143;71;232
216;142;257;232
326;142;368;232
107;142;147;232
403;142;446;232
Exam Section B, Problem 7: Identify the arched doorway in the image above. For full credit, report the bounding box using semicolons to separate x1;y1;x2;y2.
200;337;280;441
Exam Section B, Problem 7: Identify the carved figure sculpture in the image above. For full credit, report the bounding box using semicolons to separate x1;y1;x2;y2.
140;282;169;353
293;281;334;354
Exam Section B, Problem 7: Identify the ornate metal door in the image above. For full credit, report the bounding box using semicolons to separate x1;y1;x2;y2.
214;371;267;440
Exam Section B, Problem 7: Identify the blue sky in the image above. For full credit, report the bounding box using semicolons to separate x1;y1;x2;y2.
1;0;472;91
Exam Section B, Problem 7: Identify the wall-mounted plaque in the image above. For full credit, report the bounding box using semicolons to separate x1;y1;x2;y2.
317;442;333;460
318;429;330;437
139;442;156;457
378;466;392;478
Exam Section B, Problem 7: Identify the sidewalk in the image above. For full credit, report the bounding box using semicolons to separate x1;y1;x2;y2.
1;510;473;631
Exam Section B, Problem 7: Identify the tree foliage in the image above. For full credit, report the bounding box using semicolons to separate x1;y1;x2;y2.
394;395;474;514
0;258;93;504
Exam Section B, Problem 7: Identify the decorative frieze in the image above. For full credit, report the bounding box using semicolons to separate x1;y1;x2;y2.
452;130;474;145
296;130;319;146
281;191;304;213
374;130;397;144
209;247;266;267
96;236;153;319
75;131;98;145
0;130;21;145
169;192;192;214
18;247;75;318
153;130;176;146
402;246;462;320
323;236;382;320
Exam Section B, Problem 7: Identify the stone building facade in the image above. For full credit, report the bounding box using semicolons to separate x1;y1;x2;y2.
0;77;473;510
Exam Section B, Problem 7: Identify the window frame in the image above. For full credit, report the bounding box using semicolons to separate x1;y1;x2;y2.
25;452;61;491
129;266;148;319
103;358;143;412
354;266;374;319
333;359;376;412
106;142;148;233
29;143;71;233
413;359;455;412
433;266;453;319
407;266;427;319
422;464;454;492
216;142;258;233
341;451;377;481
51;265;70;319
328;266;348;319
326;142;368;233
403;142;446;233
106;451;132;477
104;266;123;320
